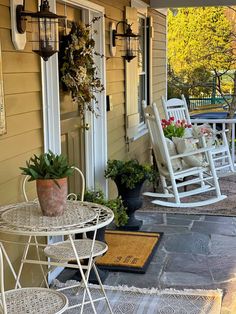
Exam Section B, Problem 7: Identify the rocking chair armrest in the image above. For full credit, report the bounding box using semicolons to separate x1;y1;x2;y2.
213;129;229;135
170;146;215;160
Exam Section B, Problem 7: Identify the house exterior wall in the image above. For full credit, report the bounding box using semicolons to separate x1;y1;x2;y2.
0;0;45;289
0;0;166;288
0;0;43;205
101;2;167;195
150;8;167;117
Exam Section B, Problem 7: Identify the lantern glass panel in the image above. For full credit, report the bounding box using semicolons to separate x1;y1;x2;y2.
124;37;137;59
31;17;59;60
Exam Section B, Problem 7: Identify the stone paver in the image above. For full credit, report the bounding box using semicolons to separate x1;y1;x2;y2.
164;232;210;254
191;220;236;236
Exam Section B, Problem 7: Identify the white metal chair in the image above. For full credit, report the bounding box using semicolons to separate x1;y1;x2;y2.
143;103;227;207
22;166;113;313
0;243;68;314
162;95;235;176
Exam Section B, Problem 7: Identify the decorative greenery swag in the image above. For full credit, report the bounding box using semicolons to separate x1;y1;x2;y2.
59;18;104;117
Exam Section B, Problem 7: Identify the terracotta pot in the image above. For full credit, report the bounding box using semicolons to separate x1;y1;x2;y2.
36;178;68;217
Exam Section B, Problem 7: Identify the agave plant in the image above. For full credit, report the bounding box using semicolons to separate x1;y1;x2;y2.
20;150;74;181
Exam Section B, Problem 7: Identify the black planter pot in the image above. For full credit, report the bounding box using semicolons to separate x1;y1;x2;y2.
115;177;144;231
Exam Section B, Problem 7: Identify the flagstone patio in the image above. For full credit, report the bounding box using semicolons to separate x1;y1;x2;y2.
58;178;236;313
104;211;236;313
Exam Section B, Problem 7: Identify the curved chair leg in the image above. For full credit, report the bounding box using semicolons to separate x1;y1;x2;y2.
152;195;227;207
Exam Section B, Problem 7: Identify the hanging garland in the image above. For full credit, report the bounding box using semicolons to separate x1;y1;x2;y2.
59;18;104;117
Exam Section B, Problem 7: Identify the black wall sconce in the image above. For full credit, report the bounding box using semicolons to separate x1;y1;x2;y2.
110;21;139;62
11;0;65;61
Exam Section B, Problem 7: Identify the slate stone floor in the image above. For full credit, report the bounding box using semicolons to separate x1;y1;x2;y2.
59;211;236;313
105;211;236;314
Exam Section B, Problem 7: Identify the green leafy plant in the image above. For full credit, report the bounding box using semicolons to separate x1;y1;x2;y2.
20;150;74;181
59;19;104;117
104;159;156;189
83;189;128;227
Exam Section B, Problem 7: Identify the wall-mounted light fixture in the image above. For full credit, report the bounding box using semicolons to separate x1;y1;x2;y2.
110;21;139;62
11;0;65;61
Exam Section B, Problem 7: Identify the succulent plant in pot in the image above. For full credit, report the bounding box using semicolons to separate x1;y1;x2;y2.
20;150;73;217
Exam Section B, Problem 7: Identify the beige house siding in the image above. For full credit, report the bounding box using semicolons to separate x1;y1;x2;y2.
0;0;43;206
150;9;167;116
0;0;44;290
0;1;167;202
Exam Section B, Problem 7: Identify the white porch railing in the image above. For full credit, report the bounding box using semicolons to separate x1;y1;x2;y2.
191;118;236;167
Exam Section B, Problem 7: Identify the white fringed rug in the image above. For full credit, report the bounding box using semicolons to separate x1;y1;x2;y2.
53;280;222;314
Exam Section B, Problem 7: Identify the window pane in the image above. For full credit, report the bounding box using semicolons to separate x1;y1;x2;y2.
138;18;145;73
138;74;146;123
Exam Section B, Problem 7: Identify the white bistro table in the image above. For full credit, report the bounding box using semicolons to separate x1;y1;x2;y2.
0;200;114;313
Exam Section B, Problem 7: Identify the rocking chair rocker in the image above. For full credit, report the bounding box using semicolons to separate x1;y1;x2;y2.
143;103;227;208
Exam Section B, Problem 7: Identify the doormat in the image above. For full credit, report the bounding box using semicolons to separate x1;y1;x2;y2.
96;230;162;273
54;280;222;314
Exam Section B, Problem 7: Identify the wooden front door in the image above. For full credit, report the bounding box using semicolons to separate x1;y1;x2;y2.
58;4;86;194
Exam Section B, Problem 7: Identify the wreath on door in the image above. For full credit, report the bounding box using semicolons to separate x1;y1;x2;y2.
59;18;104;117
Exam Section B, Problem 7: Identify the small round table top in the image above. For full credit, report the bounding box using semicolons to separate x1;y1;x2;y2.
0;201;114;236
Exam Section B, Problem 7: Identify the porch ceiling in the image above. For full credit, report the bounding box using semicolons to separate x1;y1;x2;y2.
150;0;236;8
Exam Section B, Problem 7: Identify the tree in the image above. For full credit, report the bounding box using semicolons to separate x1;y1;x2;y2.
168;7;233;99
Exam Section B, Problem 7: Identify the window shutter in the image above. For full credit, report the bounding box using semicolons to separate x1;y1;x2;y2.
125;7;139;140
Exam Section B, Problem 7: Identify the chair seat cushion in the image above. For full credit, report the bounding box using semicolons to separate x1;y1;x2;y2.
44;239;108;261
173;137;208;167
3;287;68;314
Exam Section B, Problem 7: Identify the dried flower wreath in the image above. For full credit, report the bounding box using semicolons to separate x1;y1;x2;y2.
59;17;104;117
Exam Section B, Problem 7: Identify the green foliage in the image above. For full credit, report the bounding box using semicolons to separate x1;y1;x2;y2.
83;189;128;227
104;159;157;190
20;150;74;181
168;7;233;97
59;19;104;117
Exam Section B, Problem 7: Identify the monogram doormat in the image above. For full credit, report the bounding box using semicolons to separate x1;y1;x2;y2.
96;230;162;273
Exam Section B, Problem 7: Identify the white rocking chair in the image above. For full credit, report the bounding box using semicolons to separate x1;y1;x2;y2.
162;95;235;176
143;103;227;207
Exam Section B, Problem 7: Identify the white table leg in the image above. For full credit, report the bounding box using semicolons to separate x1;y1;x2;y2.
68;234;97;314
33;236;49;288
15;236;32;289
0;243;21;289
93;264;113;314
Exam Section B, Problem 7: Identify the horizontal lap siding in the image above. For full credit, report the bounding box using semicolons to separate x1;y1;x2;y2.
0;0;44;289
92;1;166;197
150;9;167;117
94;0;128;165
0;0;43;206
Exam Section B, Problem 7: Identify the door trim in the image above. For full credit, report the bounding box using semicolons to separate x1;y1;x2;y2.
41;0;107;194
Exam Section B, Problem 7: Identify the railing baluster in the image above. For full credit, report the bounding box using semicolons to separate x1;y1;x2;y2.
190;118;236;167
232;123;235;167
